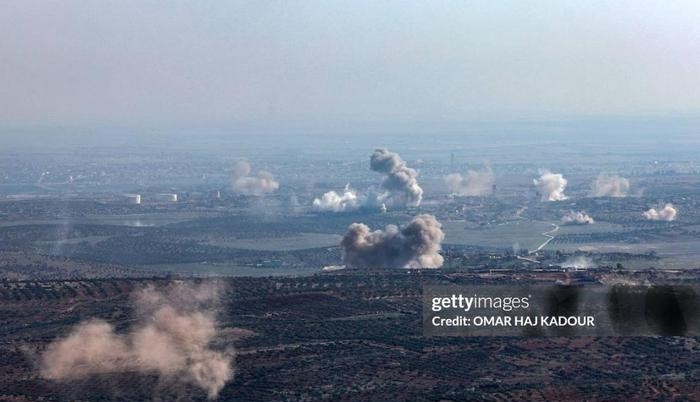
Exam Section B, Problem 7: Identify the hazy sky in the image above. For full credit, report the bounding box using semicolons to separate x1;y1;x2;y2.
1;1;699;129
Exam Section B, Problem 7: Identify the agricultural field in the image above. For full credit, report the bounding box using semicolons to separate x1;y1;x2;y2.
441;220;552;251
3;272;700;402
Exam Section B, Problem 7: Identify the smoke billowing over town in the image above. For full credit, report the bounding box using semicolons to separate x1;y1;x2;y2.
231;161;279;196
561;211;595;225
312;184;361;212
341;214;444;269
313;148;423;212
444;167;494;196
590;174;630;198
643;203;678;221
3;2;700;401
534;170;568;201
369;148;424;208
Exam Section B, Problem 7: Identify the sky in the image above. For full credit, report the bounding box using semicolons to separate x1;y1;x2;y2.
1;1;699;131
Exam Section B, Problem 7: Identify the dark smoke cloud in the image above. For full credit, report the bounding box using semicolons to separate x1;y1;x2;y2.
341;214;444;269
40;282;234;399
369;148;423;208
231;161;279;196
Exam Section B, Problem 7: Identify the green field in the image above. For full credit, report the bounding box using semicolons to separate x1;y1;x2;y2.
136;262;322;277
557;221;627;235
203;232;342;251
441;220;552;250
0;212;210;227
555;240;700;269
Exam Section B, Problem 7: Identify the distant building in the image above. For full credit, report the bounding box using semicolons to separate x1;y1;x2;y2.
156;193;178;202
124;193;141;205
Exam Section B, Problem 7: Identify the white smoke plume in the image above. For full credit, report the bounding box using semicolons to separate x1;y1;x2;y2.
311;149;422;212
590;174;630;197
312;184;361;212
40;282;233;399
231;161;279;196
369;148;423;208
341;214;444;269
562;256;595;269
643;203;677;221
561;211;595;225
533;170;567;201
444;167;494;196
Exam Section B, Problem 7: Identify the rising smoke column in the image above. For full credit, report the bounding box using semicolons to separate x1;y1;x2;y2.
231;161;279;196
312;184;361;212
561;256;595;269
590;174;630;197
561;211;595;225
533;170;568;201
444;167;494;196
311;149;423;212
340;214;444;269
369;148;423;208
643;203;677;221
40;282;234;399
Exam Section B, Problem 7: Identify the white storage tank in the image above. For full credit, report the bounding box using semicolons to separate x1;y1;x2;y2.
124;193;141;205
156;193;178;202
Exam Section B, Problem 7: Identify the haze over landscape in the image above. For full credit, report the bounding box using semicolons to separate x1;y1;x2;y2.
2;1;700;132
2;2;700;401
